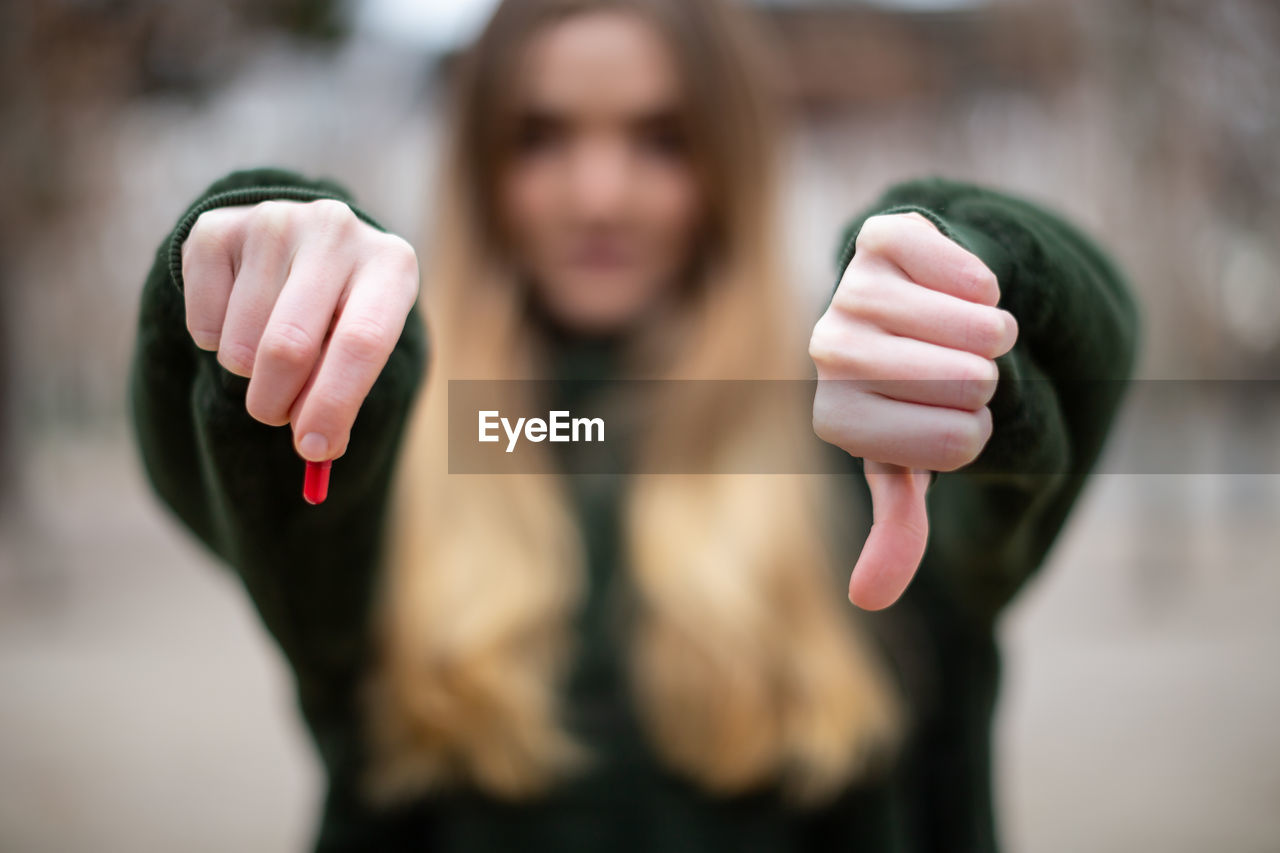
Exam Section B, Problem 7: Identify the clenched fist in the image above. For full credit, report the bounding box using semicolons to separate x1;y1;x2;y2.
181;198;420;463
810;211;1019;610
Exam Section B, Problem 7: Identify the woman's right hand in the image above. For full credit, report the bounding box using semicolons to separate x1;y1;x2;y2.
181;198;420;463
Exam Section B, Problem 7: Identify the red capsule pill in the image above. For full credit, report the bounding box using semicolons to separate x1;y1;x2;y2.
303;459;332;505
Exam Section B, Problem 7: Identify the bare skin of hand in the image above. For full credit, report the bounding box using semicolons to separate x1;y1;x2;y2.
181;199;420;463
809;211;1019;610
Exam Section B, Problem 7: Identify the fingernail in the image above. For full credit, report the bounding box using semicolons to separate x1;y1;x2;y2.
299;432;328;461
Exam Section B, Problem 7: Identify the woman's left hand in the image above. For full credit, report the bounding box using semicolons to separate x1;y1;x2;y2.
809;211;1018;609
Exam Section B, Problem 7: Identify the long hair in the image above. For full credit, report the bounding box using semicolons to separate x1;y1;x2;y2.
361;0;904;809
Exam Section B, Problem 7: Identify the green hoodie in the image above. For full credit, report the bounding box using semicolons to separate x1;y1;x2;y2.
127;167;1139;852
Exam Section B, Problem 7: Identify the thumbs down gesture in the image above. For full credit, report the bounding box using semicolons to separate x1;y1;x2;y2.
810;211;1019;610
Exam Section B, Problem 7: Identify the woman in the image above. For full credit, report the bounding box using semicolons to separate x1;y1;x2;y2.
128;0;1139;850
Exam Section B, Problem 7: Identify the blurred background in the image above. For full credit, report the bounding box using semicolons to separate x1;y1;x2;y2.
1;0;1277;850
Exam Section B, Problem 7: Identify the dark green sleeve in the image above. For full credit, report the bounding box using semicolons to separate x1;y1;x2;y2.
126;167;429;684
831;175;1141;627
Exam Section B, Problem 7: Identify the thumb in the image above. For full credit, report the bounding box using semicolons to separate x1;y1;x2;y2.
848;460;932;610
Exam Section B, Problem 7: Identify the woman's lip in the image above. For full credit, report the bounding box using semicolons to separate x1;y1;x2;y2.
566;249;633;268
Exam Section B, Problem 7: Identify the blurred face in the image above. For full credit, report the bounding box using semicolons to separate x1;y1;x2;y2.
499;11;705;336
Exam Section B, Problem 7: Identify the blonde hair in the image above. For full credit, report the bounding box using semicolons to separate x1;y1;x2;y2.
361;0;904;809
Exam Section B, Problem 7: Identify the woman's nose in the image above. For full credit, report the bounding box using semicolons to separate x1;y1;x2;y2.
566;140;633;221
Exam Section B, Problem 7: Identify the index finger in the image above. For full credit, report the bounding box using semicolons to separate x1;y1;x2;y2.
290;249;419;461
858;212;1000;306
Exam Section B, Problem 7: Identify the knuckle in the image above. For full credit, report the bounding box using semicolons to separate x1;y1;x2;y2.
979;265;999;294
812;386;869;453
337;317;392;367
811;407;833;445
956;418;985;466
972;373;999;409
961;379;996;411
184;216;232;279
957;352;999;385
840;347;873;379
809;334;849;374
1001;310;1019;351
934;425;967;471
259;320;320;368
186;319;220;351
936;412;986;471
309;198;356;233
377;233;421;282
836;278;881;324
809;314;873;375
303;387;358;432
965;310;1010;356
248;201;294;251
299;390;343;426
964;263;999;302
854;216;894;257
955;355;998;407
244;396;268;425
811;397;845;449
981;357;1001;386
244;388;289;427
189;207;237;247
808;315;838;364
251;198;286;222
217;340;256;376
185;215;218;257
813;419;843;451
